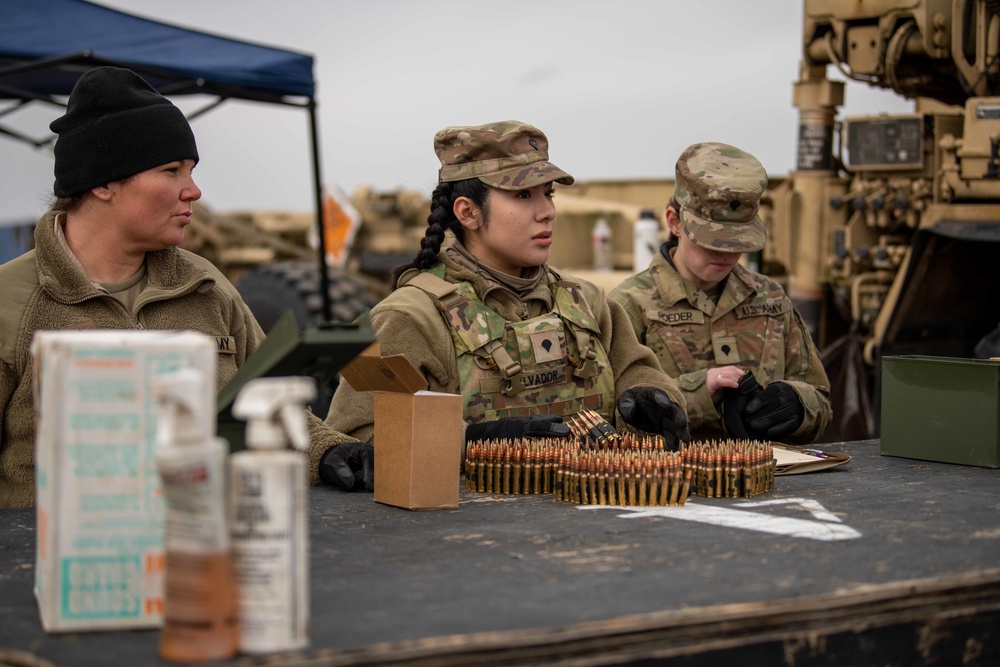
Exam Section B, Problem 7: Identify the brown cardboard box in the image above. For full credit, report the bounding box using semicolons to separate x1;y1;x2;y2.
339;343;463;509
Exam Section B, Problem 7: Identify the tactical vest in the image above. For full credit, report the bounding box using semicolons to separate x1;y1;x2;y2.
405;265;616;424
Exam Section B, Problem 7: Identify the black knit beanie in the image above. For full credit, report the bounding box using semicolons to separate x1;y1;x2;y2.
50;66;199;197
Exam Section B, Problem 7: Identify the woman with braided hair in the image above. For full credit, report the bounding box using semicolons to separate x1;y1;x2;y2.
319;121;691;491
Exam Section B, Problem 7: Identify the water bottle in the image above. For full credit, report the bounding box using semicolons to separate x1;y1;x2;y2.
633;209;660;272
592;218;614;271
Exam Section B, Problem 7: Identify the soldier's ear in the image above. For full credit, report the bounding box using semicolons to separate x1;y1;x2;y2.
454;196;484;231
90;183;114;202
665;206;682;236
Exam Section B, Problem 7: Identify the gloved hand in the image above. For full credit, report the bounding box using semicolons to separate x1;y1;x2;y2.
318;441;375;492
722;371;762;439
464;415;571;443
743;382;805;439
617;387;691;451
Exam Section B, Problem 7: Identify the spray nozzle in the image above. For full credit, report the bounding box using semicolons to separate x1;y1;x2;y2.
152;367;211;449
232;377;317;451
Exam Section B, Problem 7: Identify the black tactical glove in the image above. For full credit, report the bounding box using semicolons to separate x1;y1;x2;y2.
319;441;375;492
617;387;691;451
464;415;571;443
743;382;805;439
722;371;763;439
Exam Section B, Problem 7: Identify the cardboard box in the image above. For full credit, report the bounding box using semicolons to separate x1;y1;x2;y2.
339;343;463;509
880;355;1000;468
31;330;216;632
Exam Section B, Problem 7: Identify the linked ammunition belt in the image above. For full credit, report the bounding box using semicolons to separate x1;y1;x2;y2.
464;411;775;505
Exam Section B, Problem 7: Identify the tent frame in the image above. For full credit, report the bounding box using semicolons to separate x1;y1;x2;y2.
0;51;333;322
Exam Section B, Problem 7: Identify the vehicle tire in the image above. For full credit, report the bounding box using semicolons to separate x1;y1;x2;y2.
235;260;379;419
236;260;378;332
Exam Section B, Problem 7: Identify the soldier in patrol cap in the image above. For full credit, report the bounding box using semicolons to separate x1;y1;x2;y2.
610;142;832;444
320;121;691;490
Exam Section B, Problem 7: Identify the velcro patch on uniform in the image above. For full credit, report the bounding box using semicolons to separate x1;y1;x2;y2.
530;330;564;364
712;336;741;365
215;336;237;355
647;309;705;326
736;302;789;319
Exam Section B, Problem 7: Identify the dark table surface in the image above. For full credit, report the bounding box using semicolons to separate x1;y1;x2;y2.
1;440;999;666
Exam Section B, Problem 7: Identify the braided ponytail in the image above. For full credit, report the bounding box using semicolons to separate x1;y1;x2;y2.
392;178;490;289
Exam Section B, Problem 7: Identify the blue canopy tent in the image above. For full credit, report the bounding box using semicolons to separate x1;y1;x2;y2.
0;0;334;320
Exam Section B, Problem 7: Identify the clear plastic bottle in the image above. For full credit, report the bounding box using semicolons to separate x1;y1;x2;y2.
633;209;661;271
229;377;317;655
153;368;239;663
592;217;614;271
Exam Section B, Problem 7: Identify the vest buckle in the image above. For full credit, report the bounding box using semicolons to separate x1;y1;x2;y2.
501;375;526;396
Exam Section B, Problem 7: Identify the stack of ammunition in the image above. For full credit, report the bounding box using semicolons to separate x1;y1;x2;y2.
554;449;691;506
464;439;562;494
565;409;621;448
463;413;775;504
682;439;774;499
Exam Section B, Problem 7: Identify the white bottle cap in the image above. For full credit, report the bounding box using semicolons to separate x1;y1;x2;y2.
233;377;317;451
152;368;212;449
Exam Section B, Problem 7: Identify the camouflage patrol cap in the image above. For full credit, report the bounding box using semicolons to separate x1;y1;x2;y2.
674;142;768;253
434;120;574;191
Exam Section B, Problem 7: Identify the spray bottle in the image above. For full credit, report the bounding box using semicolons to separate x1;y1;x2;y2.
153;368;238;663
633;208;661;271
229;376;317;654
591;217;614;271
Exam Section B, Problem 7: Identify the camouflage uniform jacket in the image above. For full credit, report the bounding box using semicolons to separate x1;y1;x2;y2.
325;249;684;444
610;246;832;444
0;211;267;508
405;264;618;423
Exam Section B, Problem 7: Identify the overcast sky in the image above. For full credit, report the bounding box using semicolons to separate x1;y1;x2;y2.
1;0;913;223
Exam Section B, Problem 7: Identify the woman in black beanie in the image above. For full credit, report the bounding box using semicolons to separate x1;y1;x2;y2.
0;66;354;508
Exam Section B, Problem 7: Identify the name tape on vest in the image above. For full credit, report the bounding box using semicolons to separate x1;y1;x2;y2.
647;309;705;326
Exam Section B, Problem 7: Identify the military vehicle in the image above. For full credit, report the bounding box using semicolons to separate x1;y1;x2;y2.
552;1;1000;442
761;0;1000;440
543;1;1000;442
182;186;430;334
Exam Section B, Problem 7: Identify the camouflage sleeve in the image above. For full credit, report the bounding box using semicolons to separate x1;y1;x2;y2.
591;288;686;412
674;368;721;432
778;309;833;444
323;290;459;445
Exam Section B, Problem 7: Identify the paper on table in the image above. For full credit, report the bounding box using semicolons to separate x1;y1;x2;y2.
772;443;851;475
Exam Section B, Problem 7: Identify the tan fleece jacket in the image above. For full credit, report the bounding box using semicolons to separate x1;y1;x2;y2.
324;249;685;444
0;212;268;508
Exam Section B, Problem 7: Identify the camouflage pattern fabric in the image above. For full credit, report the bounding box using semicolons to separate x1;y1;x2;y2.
609;249;832;445
434;120;574;190
674;142;768;253
412;266;616;424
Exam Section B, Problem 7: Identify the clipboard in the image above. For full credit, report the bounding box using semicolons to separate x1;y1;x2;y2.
772;443;851;475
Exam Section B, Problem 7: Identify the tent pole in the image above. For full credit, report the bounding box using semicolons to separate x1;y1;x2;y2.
308;99;333;323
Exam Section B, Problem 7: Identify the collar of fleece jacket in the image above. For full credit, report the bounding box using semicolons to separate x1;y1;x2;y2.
439;246;556;321
33;211;209;305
